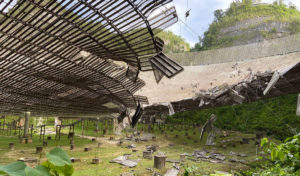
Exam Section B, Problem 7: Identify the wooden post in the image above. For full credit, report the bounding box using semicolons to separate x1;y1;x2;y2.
23;112;30;138
84;147;91;152
180;154;185;162
154;155;166;169
30;124;33;138
18;127;21;139
7;122;10;136
92;158;100;164
152;136;156;141
3;115;5;131
297;94;300;116
81;122;84;136
40;125;45;141
143;151;152;159
55;125;61;141
9;143;14;150
36;147;43;154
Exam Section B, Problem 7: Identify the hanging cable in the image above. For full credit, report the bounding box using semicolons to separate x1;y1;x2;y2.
178;18;200;38
185;0;191;22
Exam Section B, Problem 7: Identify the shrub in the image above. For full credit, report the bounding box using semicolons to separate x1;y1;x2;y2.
0;147;74;176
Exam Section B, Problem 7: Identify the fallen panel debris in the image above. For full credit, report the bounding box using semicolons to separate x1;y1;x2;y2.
164;168;179;176
110;156;139;168
144;62;300;117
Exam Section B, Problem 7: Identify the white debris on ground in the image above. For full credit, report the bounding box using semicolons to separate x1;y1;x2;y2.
109;155;139;168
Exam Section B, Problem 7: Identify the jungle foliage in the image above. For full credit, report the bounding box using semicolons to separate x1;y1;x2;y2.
166;94;299;140
157;30;190;53
242;133;300;176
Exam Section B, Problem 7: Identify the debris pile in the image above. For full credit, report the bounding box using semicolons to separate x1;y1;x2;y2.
191;150;226;163
127;144;136;149
193;71;273;109
146;144;159;152
229;151;248;157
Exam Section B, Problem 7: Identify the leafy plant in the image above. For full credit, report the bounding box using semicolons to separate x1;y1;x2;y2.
0;147;74;176
0;161;26;176
261;133;300;171
240;134;300;176
184;165;198;176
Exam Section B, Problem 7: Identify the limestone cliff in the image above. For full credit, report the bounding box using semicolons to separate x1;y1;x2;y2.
196;0;300;50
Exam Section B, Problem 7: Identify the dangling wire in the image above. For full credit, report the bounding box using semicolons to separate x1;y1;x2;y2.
179;21;182;37
185;0;191;23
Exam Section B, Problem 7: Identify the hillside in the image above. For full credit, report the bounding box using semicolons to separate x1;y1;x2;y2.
193;0;300;51
157;30;190;53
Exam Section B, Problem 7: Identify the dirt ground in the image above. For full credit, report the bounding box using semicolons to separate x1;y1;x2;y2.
137;53;300;104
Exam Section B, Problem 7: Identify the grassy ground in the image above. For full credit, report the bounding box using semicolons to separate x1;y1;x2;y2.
0;123;263;176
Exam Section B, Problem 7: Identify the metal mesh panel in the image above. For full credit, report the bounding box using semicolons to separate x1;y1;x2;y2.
0;0;180;117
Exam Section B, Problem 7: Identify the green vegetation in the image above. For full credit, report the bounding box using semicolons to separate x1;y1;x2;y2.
242;133;300;175
157;30;190;53
0;147;73;176
0;129;257;176
192;0;300;51
166;94;299;140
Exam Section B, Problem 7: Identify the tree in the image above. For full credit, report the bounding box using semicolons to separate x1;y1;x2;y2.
214;9;224;22
191;36;203;52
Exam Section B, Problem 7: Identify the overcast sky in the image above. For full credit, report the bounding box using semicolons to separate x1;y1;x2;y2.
165;0;300;47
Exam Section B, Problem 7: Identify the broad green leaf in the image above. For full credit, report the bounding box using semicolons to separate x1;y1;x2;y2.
277;151;286;162
261;138;268;147
271;149;277;161
0;161;26;176
284;137;293;143
295;152;300;160
46;147;71;167
25;165;50;176
54;165;74;176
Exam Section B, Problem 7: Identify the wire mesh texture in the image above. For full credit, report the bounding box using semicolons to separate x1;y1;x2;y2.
0;0;182;117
